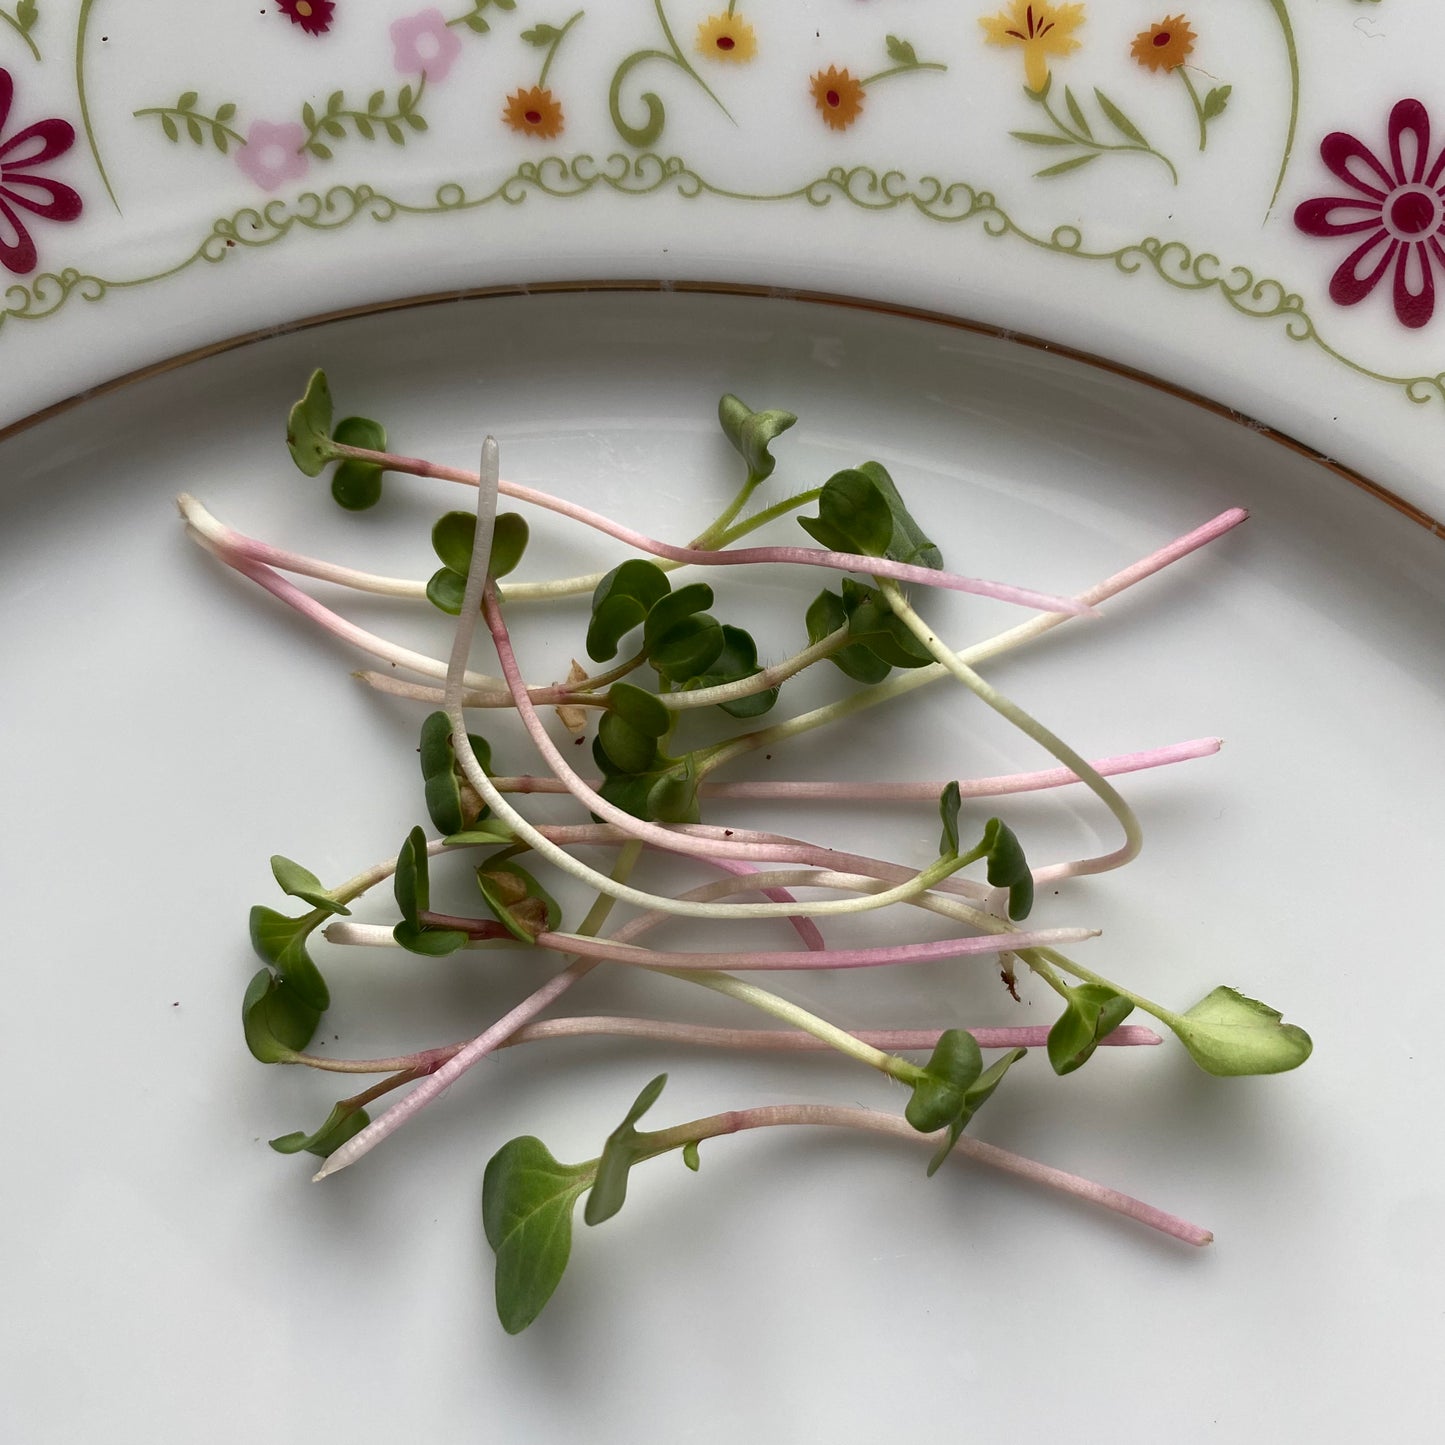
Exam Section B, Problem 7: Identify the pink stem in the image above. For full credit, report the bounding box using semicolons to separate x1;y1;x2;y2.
313;956;600;1179
293;1020;1163;1073
489;738;1221;801
670;1105;1212;1246
534;925;1093;972
701;855;826;951
1081;508;1248;605
314;853;842;1178
334;445;1089;615
202;545;513;696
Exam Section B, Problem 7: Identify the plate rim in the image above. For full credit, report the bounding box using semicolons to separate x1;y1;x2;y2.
4;277;1441;543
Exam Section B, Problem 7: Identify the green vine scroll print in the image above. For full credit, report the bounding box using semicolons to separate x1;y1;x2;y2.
75;0;118;211
609;0;733;148
136;81;430;168
4;158;1443;416
1262;0;1299;217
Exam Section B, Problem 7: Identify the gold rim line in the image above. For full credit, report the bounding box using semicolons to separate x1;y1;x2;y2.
2;277;1440;539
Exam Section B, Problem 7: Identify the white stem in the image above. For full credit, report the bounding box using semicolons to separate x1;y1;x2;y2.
879;580;1143;880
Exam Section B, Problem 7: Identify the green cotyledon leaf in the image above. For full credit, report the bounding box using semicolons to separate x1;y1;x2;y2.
242;967;321;1063
269;1100;371;1157
1169;987;1313;1076
329;416;387;510
285;370;335;477
482;1136;596;1334
586;560;672;661
419;711;492;836
249;907;330;1012
584;1074;669;1226
1047;984;1135;1076
717;394;797;482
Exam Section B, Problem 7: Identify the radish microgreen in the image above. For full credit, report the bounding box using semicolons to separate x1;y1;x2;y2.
194;372;1312;1335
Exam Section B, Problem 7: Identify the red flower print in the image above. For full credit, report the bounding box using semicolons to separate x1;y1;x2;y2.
1294;98;1445;329
277;0;336;36
0;68;83;277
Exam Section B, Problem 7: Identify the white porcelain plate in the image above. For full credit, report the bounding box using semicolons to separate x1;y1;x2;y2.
2;290;1442;1441
6;2;1445;521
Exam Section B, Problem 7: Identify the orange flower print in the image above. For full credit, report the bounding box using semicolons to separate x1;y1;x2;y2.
1130;15;1196;73
810;66;865;132
503;86;564;139
696;12;757;63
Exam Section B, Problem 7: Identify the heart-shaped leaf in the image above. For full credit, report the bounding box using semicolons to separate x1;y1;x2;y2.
393;825;431;926
427;512;530;611
392;919;471;956
717;395;797;483
1047;984;1135;1076
856;461;942;569
242;967;321;1063
687;625;778;718
477;862;561;942
981;817;1033;920
432;510;530;579
643;583;715;651
650;615;724;684
938;781;962;857
798;468;894;558
646;762;700;824
584;1074;669;1226
269;1100;371;1157
1170;987;1313;1076
419;712;492;836
799;462;942;570
597;712;659;776
328;416;388;511
249;906;331;1012
607;682;670;738
269;856;349;917
482;1135;595;1334
806;588;891;684
927;1047;1027;1175
839;579;934;669
285;370;335;477
905;1030;983;1134
588;560;672;661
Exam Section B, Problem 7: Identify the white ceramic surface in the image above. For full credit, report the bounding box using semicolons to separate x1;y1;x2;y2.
2;291;1442;1442
5;3;1445;520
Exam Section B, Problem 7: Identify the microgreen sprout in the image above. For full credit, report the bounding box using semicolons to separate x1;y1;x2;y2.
195;373;1309;1335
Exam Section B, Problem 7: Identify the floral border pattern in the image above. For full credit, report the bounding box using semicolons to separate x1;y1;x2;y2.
1;0;1440;436
4;154;1443;410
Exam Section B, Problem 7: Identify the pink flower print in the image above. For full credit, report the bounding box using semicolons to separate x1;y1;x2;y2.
1294;98;1445;329
390;9;463;82
235;119;310;193
0;67;83;277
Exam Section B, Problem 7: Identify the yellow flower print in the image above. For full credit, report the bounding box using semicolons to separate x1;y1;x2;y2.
980;1;1085;94
696;12;758;64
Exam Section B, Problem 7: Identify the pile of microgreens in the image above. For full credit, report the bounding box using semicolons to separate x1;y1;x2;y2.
181;372;1312;1334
